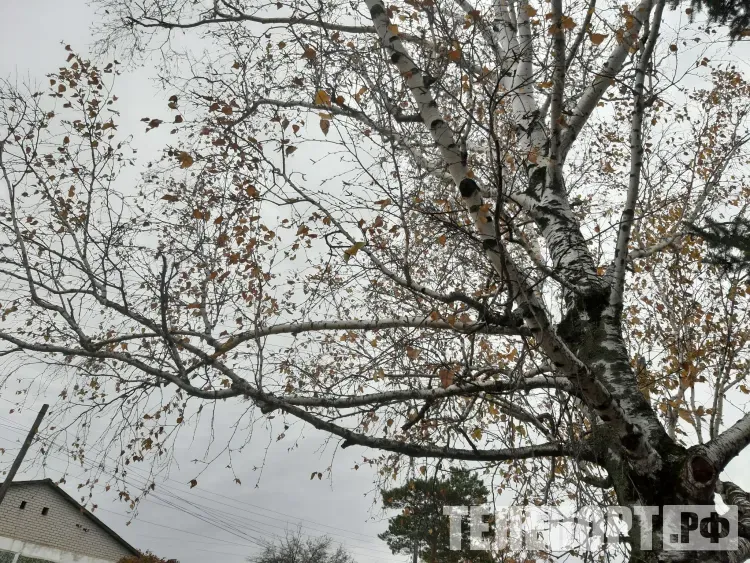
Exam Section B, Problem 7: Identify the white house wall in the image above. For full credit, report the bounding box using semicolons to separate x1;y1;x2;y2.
0;536;119;563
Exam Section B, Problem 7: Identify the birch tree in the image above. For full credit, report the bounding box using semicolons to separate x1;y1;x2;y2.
2;0;750;560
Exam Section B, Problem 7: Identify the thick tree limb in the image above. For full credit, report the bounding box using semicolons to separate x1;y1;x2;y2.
277;375;575;409
718;481;750;538
128;12;374;34
211;315;530;356
717;481;750;562
548;0;566;161
270;395;585;461
706;412;750;471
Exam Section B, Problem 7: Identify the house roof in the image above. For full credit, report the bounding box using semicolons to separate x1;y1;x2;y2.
2;479;139;557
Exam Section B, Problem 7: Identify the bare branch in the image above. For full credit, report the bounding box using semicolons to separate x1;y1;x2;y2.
610;0;663;309
559;0;653;159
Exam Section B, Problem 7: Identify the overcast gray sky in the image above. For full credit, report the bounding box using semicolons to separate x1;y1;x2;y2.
0;2;400;562
2;3;750;563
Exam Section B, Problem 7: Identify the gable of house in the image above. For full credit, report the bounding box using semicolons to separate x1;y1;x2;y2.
0;480;136;563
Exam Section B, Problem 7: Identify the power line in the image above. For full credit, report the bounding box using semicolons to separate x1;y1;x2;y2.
0;414;391;549
147;487;391;557
0;420;394;562
0;410;381;540
0;415;388;543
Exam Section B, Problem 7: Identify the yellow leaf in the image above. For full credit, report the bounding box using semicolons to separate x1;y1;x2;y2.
538;80;554;89
678;409;694;423
320;119;331;135
387;24;399;35
343;241;365;262
524;4;537;17
314;90;331;106
177;152;194;168
590;33;607;45
471;427;482;441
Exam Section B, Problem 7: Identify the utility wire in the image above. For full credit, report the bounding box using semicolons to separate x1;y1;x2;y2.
0;420;394;562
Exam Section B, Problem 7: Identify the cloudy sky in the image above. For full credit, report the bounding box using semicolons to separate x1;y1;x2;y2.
0;2;402;562
2;3;750;563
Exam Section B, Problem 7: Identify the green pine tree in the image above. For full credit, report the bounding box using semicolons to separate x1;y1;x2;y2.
377;469;496;563
673;0;750;39
687;214;750;273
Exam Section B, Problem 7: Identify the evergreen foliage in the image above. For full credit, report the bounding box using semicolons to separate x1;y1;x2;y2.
378;469;496;563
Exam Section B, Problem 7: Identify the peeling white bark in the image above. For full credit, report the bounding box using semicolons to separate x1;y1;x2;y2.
365;0;662;474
